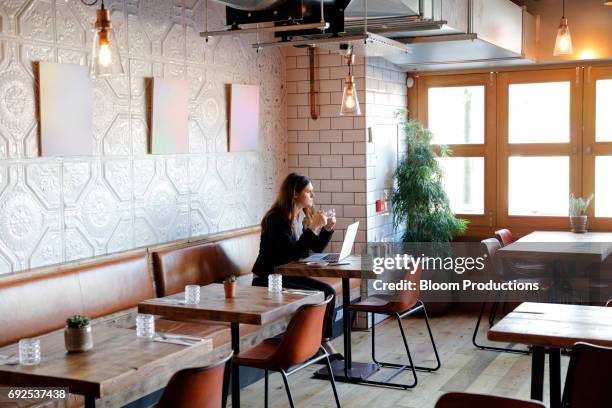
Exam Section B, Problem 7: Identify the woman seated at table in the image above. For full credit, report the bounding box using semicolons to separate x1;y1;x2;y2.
252;172;338;355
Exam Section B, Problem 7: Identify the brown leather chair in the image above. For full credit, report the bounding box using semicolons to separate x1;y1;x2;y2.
561;342;612;407
435;392;546;408
157;352;233;408
495;229;515;246
345;267;440;389
234;295;340;408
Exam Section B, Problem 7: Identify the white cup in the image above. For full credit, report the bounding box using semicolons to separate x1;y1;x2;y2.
268;274;282;293
19;338;41;366
136;314;155;339
184;285;201;304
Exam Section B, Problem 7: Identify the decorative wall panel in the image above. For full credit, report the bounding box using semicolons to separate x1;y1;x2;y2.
0;0;287;273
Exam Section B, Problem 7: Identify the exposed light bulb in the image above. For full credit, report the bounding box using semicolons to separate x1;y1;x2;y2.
344;88;356;110
90;6;123;78
340;76;361;116
553;0;573;56
98;42;112;67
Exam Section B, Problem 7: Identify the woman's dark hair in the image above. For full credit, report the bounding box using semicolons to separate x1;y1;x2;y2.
262;173;311;233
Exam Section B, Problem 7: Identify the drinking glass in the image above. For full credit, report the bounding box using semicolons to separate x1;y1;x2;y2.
268;274;282;293
18;338;41;366
324;208;336;219
136;314;155;339
184;285;201;304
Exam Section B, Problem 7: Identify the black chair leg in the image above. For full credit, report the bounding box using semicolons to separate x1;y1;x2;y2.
421;301;441;371
280;370;295;408
322;351;342;408
264;369;269;408
473;298;530;354
372;302;441;373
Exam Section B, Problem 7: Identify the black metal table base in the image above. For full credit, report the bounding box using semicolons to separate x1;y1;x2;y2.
313;360;380;383
530;346;561;408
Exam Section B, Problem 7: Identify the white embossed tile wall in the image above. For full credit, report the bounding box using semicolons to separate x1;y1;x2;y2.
0;0;287;273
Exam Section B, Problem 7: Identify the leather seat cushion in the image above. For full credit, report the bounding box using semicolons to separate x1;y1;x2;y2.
234;338;283;369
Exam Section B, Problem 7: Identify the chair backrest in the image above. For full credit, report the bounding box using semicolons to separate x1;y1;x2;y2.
157;352;233;408
387;265;422;313
606;299;612;307
273;295;334;369
435;392;546;408
561;342;612;407
481;238;503;280
495;229;514;247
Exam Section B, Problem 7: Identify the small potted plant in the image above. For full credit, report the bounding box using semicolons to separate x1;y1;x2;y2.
64;315;93;353
223;275;237;299
569;193;593;233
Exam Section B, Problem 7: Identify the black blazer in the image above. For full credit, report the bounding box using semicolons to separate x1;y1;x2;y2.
252;212;333;279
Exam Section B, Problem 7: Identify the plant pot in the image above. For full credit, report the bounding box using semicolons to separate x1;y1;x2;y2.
224;282;236;299
64;325;93;353
570;215;588;233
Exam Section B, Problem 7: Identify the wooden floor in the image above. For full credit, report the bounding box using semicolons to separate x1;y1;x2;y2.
237;312;568;408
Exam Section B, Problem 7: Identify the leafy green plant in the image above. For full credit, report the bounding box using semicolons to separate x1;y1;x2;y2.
391;112;468;242
66;315;90;329
569;193;593;216
224;275;237;284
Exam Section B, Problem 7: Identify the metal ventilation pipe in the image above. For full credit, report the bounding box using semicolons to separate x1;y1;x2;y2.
210;0;286;11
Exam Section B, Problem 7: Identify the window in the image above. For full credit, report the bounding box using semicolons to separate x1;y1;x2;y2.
508;82;570;143
414;64;612;233
417;74;496;227
438;157;485;214
508;157;569;216
584;66;612;228
428;86;485;144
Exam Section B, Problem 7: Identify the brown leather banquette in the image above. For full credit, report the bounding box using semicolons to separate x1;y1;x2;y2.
0;225;360;351
0;250;153;348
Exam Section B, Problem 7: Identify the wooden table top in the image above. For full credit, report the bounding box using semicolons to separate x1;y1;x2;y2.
498;231;612;262
0;326;212;399
487;302;612;348
275;255;377;279
138;283;324;325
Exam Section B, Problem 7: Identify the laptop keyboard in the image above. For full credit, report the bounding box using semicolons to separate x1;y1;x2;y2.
320;254;339;262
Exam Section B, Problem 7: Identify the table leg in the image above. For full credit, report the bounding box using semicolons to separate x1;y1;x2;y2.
549;348;561;408
343;277;352;375
313;277;379;383
84;396;96;408
530;346;545;401
231;322;240;408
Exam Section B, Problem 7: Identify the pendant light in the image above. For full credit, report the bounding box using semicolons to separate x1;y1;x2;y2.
553;0;573;56
83;0;124;78
340;50;361;116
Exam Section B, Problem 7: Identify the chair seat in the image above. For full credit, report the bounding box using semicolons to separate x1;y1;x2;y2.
347;295;417;313
234;338;283;369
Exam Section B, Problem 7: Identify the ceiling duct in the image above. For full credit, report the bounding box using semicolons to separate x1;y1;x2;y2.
202;0;538;71
212;0;286;11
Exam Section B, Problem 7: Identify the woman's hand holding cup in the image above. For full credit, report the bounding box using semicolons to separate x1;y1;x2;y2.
309;210;327;231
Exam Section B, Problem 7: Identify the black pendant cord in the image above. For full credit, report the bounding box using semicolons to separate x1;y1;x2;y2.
562;0;565;19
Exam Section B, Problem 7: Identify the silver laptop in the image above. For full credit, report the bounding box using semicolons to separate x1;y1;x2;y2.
301;221;360;263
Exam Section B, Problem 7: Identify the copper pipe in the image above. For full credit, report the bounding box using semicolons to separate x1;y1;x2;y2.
309;46;318;120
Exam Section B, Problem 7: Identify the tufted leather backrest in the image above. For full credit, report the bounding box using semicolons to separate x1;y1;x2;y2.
0;251;153;347
152;227;260;297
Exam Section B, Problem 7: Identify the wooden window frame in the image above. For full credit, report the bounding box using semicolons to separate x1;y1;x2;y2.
497;68;583;230
583;66;612;230
413;73;497;228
